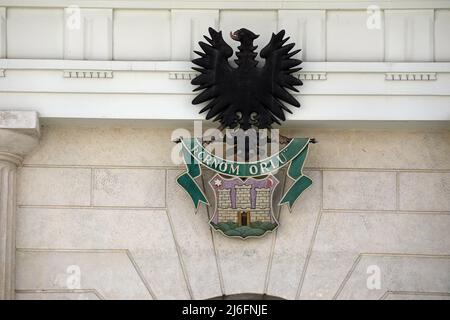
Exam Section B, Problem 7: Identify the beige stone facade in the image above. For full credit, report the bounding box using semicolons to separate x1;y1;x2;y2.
3;124;447;300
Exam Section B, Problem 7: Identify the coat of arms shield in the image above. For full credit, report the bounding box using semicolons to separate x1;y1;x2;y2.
209;174;279;239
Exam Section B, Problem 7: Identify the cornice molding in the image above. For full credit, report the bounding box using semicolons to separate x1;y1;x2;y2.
385;72;437;81
0;0;449;10
169;71;199;80
296;72;327;81
63;70;114;79
169;71;328;81
3;60;450;74
1;62;449;122
165;71;450;83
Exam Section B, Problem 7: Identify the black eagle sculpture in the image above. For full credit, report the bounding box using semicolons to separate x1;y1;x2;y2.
191;27;303;130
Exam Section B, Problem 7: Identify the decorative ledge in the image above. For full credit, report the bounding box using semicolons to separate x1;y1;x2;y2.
385;73;437;81
3;60;450;73
169;71;199;80
297;72;327;80
63;70;113;79
169;71;328;81
0;60;448;122
4;0;450;10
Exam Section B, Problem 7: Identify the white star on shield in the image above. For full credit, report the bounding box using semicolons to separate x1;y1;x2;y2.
213;178;222;187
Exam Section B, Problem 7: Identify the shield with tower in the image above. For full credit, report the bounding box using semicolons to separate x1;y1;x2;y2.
209;174;279;238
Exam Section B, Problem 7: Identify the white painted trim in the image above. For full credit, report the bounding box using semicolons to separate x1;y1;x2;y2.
0;0;449;10
2;67;450;96
1;61;449;122
63;70;114;78
169;71;199;80
297;72;327;80
385;73;437;81
0;59;190;72
0;93;448;121
168;71;328;81
2;59;450;73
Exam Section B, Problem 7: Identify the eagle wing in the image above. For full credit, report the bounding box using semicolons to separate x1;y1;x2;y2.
191;28;235;122
258;30;303;126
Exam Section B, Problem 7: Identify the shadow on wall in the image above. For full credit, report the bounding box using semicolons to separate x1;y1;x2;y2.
208;294;284;300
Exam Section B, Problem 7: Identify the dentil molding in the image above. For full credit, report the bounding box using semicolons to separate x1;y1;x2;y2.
385;72;437;81
169;71;328;81
63;70;114;79
169;71;199;80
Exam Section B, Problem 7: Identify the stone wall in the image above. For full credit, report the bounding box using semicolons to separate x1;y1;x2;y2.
255;188;270;209
15;125;450;300
235;185;251;209
251;211;272;223
218;208;237;224
217;189;232;209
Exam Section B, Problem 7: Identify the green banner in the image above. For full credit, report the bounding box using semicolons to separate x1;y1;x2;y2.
279;146;312;210
176;143;209;210
177;137;312;211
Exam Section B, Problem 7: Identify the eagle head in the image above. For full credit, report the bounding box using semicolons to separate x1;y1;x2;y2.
230;28;259;43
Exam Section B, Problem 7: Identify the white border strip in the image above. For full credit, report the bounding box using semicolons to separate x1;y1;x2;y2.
2;60;450;73
1;0;450;10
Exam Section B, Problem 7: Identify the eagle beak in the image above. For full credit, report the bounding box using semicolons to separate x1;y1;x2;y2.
230;31;239;41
